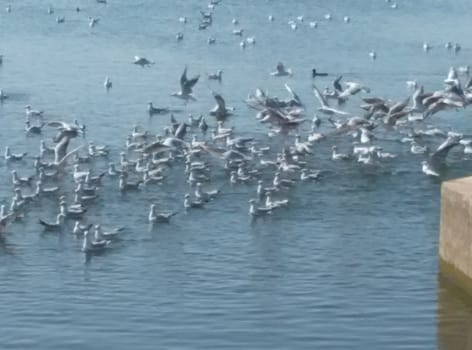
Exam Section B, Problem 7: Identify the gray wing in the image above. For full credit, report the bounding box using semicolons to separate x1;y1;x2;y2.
430;136;461;167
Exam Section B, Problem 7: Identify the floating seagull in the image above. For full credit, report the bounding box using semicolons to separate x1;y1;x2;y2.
148;204;177;223
207;37;216;45
147;102;169;116
73;221;92;236
4;146;27;161
133;56;154;67
184;194;204;209
195;182;220;202
208;70;223;81
25;105;44;118
332;146;352;161
25;121;45;135
56;16;65;24
176;32;184;41
82;230;110;253
94;224;123;241
300;169;321;181
39;213;65;231
248;199;272;216
47;6;54;14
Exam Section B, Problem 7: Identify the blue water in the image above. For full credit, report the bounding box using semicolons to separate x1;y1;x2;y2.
1;0;472;349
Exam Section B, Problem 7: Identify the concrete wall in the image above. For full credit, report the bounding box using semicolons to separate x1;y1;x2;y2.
440;177;472;295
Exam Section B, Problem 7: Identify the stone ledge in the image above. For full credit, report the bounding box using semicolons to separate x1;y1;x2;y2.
439;177;472;294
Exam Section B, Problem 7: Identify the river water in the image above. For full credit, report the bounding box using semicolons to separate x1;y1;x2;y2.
1;0;472;349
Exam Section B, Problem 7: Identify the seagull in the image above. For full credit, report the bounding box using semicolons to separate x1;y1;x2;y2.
248;199;272;216
195;182;220;202
171;66;199;101
0;89;7;102
270;62;292;77
176;32;184;41
184;194;205;209
332;146;352;161
133;56;154;67
209;93;234;120
147;102;169;115
73;221;92;236
25;105;44;118
56;16;65;23
313;84;350;116
208;70;223;81
25;121;45;135
39;213;65;231
300;169;321;181
148;204;177;223
11;170;33;187
4;146;27;161
89;17;100;28
94;224;123;241
82;230;110;253
104;76;112;89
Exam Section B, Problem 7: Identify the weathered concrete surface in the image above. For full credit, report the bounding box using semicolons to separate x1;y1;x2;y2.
440;177;472;295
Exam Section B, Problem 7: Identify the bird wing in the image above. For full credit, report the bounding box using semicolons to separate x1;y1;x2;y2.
47;121;67;129
54;135;71;163
430;136;461;167
142;141;170;154
179;67;188;90
284;84;302;105
312;84;329;107
183;74;200;94
334;76;343;92
213;93;226;110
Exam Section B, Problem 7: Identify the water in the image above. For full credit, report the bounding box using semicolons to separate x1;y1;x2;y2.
1;0;472;349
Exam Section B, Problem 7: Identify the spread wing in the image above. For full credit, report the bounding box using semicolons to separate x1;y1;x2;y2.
430;136;461;167
284;84;302;105
334;76;343;92
312;84;329;107
213;93;226;110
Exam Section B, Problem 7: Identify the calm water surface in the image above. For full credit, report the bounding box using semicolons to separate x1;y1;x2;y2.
1;0;472;349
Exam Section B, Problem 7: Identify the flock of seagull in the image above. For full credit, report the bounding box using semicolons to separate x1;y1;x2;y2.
1;0;471;256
